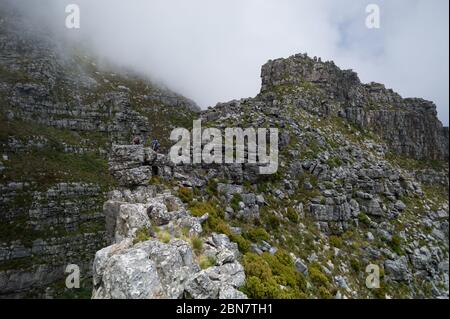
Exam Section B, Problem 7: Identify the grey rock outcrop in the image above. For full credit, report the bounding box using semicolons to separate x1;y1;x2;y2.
385;257;412;283
92;146;247;299
109;145;174;187
260;53;449;161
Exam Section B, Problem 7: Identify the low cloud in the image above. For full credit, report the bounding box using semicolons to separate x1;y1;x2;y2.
8;0;449;124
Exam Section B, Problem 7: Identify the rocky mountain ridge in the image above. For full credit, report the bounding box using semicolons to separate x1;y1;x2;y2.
0;2;448;299
91;55;449;297
261;54;448;161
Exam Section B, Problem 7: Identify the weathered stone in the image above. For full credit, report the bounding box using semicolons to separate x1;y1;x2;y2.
93;248;164;299
115;203;152;242
217;184;243;196
184;271;219;299
385;257;412;283
294;257;308;275
147;202;172;226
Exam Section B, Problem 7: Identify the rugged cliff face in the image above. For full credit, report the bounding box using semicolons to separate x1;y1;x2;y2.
0;4;198;297
260;54;449;161
0;3;448;299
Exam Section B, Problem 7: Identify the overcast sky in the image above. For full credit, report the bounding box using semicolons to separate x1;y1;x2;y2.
9;0;450;125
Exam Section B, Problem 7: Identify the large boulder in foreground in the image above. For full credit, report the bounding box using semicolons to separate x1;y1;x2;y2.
92;238;246;299
93;184;247;299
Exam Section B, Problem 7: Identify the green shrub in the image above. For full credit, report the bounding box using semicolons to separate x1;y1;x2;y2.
189;200;231;236
308;263;330;287
157;231;171;244
242;251;307;299
372;286;388;299
205;179;218;197
350;258;362;273
246;228;270;242
256;183;269;193
329;235;343;248
342;230;355;240
243;277;271;299
266;214;281;231
286;207;299;223
230;235;251;254
389;235;404;256
243;253;273;280
265;251;304;289
191;236;204;254
243;276;280;299
318;286;333;299
213;220;232;236
178;187;193;203
165;198;179;212
230;194;243;212
3;149;114;191
149;176;162;185
358;213;371;226
133;227;150;245
199;255;216;269
189;201;219;217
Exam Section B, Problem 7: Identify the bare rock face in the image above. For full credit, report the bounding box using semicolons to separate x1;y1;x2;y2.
115;203;152;242
260;53;449;161
93;206;247;299
93;248;165;299
108;145;174;187
385;257;412;283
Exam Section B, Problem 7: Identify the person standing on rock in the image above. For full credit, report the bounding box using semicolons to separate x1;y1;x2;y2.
151;138;161;152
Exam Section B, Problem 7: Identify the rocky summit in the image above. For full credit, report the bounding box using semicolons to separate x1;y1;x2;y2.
0;3;449;299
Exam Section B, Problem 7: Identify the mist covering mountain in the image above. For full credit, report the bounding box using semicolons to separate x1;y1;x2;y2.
3;0;449;125
0;2;448;299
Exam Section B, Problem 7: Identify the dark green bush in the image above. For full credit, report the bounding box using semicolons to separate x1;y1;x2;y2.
242;251;307;299
133;227;151;245
230;235;251;254
177;187;193;203
308;263;330;287
191;236;203;255
350;258;362;273
188;200;230;236
246;228;270;242
389;234;404;256
358;212;371;226
318;286;333;299
205;179;218;197
329;235;343;248
286;207;299;223
230;194;243;212
266;214;281;231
